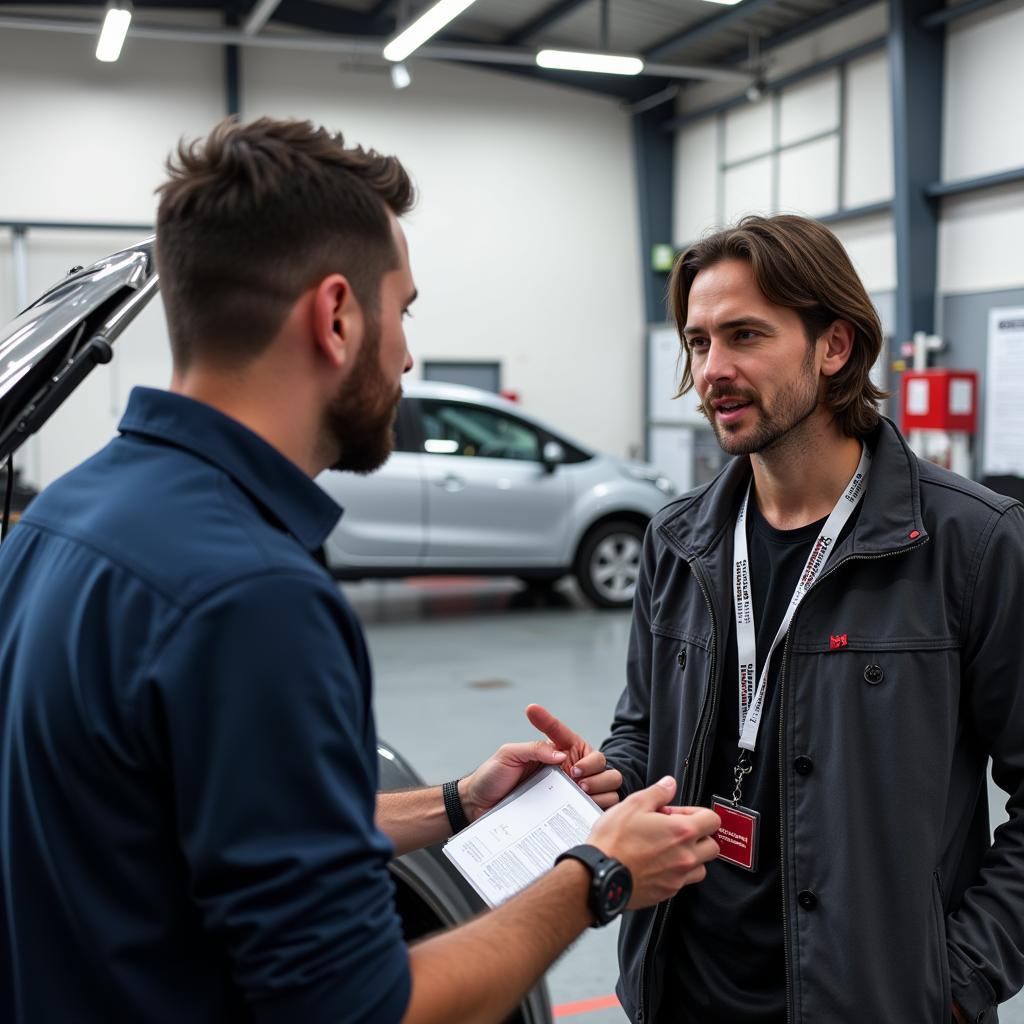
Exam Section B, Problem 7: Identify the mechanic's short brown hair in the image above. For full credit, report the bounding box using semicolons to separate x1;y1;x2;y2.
669;214;886;437
156;116;415;369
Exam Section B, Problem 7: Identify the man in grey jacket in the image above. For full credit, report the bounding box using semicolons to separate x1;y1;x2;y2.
601;214;1024;1023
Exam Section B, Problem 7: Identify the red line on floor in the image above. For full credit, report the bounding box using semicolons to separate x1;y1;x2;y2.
552;993;622;1018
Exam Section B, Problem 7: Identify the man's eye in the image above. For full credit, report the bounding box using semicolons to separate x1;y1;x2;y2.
403;309;415;321
736;330;759;340
688;338;709;351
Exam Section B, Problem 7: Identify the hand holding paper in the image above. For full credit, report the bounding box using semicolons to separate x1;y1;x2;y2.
459;738;569;824
445;767;720;911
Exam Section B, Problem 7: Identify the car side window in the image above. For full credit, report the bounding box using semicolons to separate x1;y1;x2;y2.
420;400;541;462
393;402;418;453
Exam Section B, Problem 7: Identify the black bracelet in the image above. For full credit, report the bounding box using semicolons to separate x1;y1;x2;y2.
442;779;471;834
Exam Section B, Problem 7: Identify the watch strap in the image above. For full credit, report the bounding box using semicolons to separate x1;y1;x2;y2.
442;779;470;834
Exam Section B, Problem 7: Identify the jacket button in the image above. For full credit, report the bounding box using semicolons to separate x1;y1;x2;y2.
798;890;818;910
863;664;884;685
794;756;813;775
677;648;686;669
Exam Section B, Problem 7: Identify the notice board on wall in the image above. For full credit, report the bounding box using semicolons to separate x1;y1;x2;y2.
647;325;706;426
982;307;1024;477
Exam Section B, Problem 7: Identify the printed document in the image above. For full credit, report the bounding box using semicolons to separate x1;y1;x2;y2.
443;765;602;907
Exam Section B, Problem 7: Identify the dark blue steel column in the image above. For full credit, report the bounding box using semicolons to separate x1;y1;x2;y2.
632;105;674;326
889;0;944;346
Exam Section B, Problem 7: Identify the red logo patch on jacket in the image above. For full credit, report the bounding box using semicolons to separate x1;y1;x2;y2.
829;634;848;650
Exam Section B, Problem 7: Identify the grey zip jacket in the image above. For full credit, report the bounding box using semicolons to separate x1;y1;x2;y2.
602;418;1024;1023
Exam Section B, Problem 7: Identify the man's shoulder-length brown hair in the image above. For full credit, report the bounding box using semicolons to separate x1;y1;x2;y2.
668;214;886;438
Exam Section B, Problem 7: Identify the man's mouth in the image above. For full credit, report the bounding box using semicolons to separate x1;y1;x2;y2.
708;396;754;423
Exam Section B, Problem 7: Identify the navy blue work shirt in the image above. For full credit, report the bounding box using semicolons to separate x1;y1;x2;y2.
0;387;410;1023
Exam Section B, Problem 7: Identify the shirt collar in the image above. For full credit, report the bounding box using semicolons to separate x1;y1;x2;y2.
118;387;343;552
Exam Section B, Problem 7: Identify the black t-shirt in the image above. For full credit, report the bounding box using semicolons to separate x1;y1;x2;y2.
664;498;834;1024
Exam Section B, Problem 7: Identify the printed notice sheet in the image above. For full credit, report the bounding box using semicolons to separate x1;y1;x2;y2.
443;766;602;907
983;307;1024;476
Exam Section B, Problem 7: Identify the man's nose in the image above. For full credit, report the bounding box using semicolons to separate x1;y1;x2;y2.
701;341;735;385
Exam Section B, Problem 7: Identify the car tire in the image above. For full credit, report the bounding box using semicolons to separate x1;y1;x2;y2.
574;520;645;609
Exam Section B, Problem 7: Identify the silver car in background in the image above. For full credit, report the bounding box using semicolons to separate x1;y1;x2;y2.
318;380;677;608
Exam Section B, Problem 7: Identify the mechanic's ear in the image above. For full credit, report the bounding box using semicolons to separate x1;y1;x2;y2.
313;274;360;369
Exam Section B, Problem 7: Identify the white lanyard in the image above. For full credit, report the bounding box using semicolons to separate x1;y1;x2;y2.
733;443;871;753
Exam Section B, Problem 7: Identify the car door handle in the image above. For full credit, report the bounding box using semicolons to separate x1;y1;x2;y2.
436;474;465;493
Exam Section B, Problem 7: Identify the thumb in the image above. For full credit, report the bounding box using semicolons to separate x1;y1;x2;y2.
630;775;676;810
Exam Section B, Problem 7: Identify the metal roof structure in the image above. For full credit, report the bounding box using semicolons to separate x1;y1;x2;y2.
0;0;868;102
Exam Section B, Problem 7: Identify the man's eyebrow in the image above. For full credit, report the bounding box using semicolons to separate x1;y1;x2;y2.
682;316;776;338
406;289;418;306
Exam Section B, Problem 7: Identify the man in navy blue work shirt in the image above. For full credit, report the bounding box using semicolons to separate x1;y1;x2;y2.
0;117;722;1023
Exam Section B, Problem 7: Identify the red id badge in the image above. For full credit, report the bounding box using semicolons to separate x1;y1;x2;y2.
711;796;760;872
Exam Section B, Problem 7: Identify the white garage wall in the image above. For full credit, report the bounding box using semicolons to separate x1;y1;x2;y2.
0;29;645;487
0;29;224;222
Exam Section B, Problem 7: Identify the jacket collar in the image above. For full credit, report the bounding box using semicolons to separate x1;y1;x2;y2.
656;417;928;562
118;387;343;552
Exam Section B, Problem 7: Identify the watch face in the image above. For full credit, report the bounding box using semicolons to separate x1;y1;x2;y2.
598;863;632;921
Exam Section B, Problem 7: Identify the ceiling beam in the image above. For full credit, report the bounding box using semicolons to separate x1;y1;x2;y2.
644;0;781;62
269;0;389;35
503;0;591;46
243;0;282;34
719;0;880;63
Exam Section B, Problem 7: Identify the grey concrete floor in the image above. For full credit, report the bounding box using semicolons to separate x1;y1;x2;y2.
347;576;1024;1024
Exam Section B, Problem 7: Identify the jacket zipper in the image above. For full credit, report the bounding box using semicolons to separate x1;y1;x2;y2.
638;558;720;1022
775;539;927;1024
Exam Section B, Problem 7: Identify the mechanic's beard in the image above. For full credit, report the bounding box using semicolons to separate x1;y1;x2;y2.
704;346;820;457
325;317;402;474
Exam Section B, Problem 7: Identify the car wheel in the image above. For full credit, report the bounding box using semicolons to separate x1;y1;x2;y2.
574;520;644;609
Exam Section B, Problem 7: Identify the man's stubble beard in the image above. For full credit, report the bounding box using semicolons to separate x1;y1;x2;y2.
325;309;402;474
702;342;820;458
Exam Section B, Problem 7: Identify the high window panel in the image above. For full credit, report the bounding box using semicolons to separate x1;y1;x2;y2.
943;2;1024;182
674;118;719;246
830;214;897;293
724;99;773;164
779;71;839;146
723;157;773;224
778;136;840;217
938;185;1024;294
844;51;894;207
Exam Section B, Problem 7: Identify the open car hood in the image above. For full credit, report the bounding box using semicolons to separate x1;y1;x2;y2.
0;238;159;462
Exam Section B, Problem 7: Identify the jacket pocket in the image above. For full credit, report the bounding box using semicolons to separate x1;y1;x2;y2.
932;871;952;1021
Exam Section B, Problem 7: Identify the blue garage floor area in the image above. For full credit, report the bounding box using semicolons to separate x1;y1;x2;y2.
344;576;1024;1024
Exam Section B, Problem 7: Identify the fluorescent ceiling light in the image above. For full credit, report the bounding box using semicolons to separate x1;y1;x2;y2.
702;0;743;5
536;49;644;75
383;0;479;63
390;63;412;89
96;1;131;62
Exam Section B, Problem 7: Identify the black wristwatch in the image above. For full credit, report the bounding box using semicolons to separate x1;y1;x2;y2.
555;844;632;927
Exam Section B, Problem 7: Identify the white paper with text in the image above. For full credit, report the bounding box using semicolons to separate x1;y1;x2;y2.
442;766;602;907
